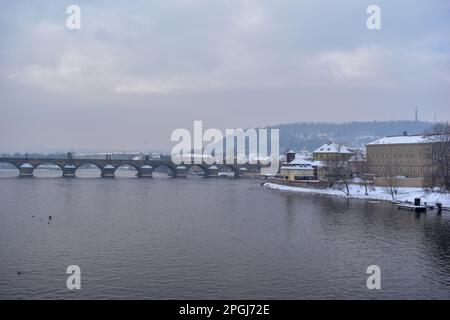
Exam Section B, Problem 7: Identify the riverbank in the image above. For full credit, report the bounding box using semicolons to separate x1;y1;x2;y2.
263;182;450;207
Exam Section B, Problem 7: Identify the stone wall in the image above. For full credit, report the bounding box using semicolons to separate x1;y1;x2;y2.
267;177;328;189
373;177;425;188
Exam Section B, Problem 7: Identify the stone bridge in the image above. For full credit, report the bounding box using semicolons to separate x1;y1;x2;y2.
0;157;265;178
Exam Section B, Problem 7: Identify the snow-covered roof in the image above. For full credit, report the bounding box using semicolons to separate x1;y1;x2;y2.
282;154;315;170
367;135;431;145
313;143;352;154
286;157;311;165
20;163;33;168
310;160;325;167
281;164;313;170
284;152;316;164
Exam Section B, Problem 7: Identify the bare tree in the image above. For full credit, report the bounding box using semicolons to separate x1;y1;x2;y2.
427;122;450;192
385;162;399;201
350;149;372;196
359;161;372;196
326;160;352;196
423;167;438;193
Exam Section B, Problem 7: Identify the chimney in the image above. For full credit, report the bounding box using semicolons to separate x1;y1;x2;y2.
286;150;296;163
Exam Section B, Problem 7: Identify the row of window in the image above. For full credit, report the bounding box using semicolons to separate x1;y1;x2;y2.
369;152;427;159
369;158;431;165
314;153;350;159
293;176;315;181
374;165;431;176
368;146;429;154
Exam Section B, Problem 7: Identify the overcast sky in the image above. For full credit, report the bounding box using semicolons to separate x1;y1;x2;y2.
1;0;449;152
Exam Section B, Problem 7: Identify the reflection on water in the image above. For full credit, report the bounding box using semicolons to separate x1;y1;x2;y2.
33;168;63;178
0;169;449;299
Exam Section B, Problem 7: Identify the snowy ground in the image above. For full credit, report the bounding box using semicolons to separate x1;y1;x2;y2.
264;182;450;207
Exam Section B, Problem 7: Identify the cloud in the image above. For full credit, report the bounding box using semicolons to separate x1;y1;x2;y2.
115;82;172;95
2;1;449;95
316;46;387;81
0;0;450;151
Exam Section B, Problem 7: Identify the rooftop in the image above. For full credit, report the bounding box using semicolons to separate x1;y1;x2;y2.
281;164;314;170
282;154;324;169
367;135;431;145
313;143;352;154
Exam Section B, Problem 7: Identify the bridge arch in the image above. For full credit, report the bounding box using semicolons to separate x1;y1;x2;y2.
0;161;20;169
75;163;102;177
33;161;64;170
117;162;141;171
152;164;176;178
115;163;139;178
32;162;63;177
0;161;20;177
186;164;207;178
219;165;238;177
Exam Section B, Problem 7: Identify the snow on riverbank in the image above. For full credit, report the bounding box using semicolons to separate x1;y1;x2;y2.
264;182;450;207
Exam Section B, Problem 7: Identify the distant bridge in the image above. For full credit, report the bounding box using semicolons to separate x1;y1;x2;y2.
0;157;267;178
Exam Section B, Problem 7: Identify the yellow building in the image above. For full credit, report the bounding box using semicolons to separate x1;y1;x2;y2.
366;134;433;187
279;152;325;181
280;161;316;181
313;143;353;161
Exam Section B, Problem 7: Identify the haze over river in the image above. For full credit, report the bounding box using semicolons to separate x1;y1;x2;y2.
1;169;450;299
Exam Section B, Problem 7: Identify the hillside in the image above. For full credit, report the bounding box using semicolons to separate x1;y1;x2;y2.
267;121;433;152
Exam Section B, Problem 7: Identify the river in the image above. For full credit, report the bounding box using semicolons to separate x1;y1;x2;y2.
0;169;449;299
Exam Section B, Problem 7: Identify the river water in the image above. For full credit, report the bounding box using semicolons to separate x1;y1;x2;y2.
0;169;450;299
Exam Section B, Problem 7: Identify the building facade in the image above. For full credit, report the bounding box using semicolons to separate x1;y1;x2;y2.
366;134;433;187
313;143;353;161
279;152;326;181
279;160;316;181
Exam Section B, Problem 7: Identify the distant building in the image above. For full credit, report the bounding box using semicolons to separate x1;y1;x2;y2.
78;152;143;160
366;133;434;187
280;157;315;181
279;152;325;181
312;142;353;161
347;148;366;175
110;152;142;160
150;153;162;159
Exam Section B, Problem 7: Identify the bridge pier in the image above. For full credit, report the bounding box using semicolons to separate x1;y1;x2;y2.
174;165;187;178
63;164;76;178
236;167;248;178
138;165;153;178
101;165;115;178
19;163;34;177
207;165;219;178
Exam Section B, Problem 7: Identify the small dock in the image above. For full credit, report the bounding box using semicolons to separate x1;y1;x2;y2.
395;198;445;214
396;203;427;213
